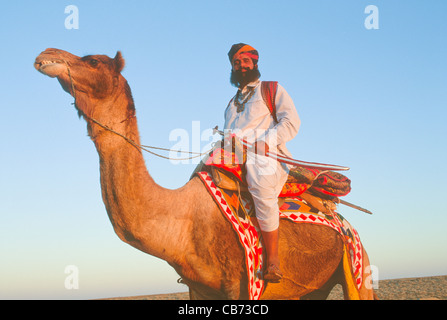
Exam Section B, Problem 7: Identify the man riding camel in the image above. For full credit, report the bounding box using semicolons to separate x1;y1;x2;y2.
224;43;301;282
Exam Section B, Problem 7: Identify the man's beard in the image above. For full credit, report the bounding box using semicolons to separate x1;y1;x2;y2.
230;67;261;88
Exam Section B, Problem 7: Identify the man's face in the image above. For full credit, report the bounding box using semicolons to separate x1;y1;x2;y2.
232;52;255;74
230;52;260;88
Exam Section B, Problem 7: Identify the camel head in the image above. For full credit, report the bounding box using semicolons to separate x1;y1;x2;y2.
34;48;131;120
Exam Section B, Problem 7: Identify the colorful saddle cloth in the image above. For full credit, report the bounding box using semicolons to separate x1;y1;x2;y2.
203;140;351;200
196;171;363;300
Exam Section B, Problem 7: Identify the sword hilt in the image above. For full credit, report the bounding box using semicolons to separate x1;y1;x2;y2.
213;125;224;136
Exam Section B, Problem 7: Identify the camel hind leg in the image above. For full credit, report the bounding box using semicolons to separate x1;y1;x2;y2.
341;246;377;300
303;246;378;300
299;275;341;300
357;247;378;300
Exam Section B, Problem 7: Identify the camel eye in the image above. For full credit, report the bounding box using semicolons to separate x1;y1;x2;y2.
89;59;99;67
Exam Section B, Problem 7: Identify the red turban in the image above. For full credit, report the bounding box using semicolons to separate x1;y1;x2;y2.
228;43;259;65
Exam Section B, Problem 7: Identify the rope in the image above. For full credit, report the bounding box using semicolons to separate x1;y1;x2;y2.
64;60;212;161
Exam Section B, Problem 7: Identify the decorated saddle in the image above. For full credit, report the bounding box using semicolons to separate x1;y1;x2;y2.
192;137;352;213
191;140;364;300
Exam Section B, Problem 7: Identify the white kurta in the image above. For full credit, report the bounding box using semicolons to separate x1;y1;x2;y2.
224;80;300;231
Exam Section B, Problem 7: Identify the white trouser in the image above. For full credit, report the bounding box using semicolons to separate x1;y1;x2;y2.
245;152;289;232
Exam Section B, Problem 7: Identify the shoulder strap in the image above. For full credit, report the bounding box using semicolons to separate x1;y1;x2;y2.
261;81;279;123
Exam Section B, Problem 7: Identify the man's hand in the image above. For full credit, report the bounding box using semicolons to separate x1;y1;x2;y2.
251;140;269;156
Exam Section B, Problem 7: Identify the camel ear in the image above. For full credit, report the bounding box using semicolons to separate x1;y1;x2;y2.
114;51;125;73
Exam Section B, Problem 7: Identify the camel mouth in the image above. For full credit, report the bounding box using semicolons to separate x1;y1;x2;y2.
34;59;66;78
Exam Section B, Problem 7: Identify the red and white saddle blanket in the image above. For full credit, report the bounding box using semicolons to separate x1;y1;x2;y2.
197;171;363;300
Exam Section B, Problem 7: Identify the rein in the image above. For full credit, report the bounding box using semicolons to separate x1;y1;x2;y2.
64;61;211;161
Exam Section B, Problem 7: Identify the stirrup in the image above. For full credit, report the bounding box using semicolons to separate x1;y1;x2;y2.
263;264;283;283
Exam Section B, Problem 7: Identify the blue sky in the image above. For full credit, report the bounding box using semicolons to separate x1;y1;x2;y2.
1;1;446;299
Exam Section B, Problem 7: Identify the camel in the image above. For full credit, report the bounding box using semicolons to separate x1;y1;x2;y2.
34;48;376;300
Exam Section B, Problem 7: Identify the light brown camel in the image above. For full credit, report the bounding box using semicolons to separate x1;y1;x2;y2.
34;48;376;300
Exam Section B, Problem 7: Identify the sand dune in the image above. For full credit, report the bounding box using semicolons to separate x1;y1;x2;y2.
103;275;446;300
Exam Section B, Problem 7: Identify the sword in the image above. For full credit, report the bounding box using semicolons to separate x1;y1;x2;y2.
213;126;350;171
339;199;373;215
212;126;372;214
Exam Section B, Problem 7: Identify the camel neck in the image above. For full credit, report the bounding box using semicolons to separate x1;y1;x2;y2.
93;117;152;224
88;108;181;262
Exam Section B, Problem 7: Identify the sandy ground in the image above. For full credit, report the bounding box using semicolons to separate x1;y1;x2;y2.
103;275;446;300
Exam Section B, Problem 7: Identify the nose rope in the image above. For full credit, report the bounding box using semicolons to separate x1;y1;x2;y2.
64;61;211;161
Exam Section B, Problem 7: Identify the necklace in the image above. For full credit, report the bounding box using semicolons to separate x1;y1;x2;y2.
234;86;255;113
